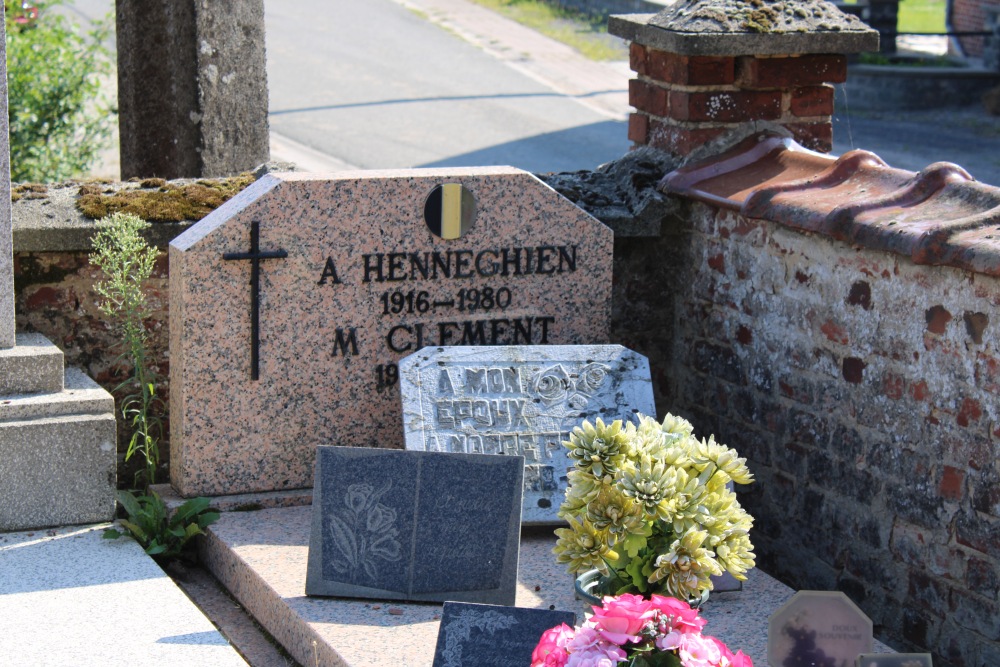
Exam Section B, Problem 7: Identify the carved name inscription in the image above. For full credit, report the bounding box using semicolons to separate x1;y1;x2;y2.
317;246;575;393
400;346;655;524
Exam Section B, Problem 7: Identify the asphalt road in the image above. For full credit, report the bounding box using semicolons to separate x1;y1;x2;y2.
55;0;1000;185
263;0;628;173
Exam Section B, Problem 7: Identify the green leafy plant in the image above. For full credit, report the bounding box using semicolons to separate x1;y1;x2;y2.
92;212;220;558
103;490;220;560
553;413;756;601
90;211;162;488
5;0;114;181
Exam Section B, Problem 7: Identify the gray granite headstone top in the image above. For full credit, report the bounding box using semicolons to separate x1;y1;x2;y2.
608;0;879;56
0;19;15;349
768;591;874;667
306;446;524;605
432;602;576;667
399;344;655;524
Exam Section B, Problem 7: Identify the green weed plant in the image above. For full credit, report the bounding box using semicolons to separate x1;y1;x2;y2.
90;212;162;489
103;491;220;560
92;212;219;559
5;0;114;181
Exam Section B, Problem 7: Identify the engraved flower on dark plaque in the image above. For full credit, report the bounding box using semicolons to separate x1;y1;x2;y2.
328;480;402;582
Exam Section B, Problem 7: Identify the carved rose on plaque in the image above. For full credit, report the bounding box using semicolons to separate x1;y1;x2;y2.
534;365;571;404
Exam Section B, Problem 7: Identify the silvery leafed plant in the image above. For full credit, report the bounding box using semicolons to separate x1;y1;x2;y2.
553;414;756;601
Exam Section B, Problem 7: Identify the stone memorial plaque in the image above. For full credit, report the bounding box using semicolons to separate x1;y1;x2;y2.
169;168;612;497
857;655;933;667
399;345;654;523
305;446;524;604
769;591;873;667
432;602;576;667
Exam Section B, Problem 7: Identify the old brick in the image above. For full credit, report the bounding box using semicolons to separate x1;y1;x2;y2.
787;409;830;447
842;356;866;384
963;311;989;344
692;341;743;385
847;280;873;309
628;79;667;116
707;252;726;274
647;121;726;156
785;121;833;153
902;608;934;648
951;589;1000;640
820;319;849;344
883;373;905;400
629;43;647;76
956;510;1000;560
976;352;1000;394
926;305;953;334
940;465;967;502
778;375;815;404
790;85;835;117
735;325;752;345
967;556;1000;600
645;50;735;85
888;481;946;528
972;469;1000;515
957;397;983;428
628;113;649;144
909;570;951;611
668;89;782;123
738;54;848;88
911;380;931;401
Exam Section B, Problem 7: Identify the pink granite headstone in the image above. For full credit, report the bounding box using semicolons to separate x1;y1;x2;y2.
169;167;613;497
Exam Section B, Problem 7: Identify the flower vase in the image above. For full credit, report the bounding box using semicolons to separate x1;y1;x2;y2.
573;569;709;613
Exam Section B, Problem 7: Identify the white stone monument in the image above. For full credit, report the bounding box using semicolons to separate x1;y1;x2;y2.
0;21;116;531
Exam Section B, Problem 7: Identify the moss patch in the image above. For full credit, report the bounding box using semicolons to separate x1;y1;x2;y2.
76;172;256;222
12;183;48;203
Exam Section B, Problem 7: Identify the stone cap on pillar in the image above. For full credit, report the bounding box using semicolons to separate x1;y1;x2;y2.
609;0;879;56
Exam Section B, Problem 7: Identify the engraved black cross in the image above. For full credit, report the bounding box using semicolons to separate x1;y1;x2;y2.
223;220;287;381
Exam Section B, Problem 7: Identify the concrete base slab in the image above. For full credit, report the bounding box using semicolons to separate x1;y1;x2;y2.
200;505;829;667
0;332;64;394
153;483;311;513
0;524;248;666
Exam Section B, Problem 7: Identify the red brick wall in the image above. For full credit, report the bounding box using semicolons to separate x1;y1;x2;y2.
14;250;171;482
634;201;1000;666
952;0;989;56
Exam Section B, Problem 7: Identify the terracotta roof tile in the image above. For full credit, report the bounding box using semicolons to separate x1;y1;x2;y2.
659;134;1000;276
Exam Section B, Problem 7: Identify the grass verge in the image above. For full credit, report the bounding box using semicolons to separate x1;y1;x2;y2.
464;0;627;61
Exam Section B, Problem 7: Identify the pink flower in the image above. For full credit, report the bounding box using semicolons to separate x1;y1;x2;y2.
649;594;706;634
532;624;574;667
654;629;683;651
707;636;754;667
566;626;603;654
678;632;722;667
729;650;753;667
566;644;627;667
589;594;657;645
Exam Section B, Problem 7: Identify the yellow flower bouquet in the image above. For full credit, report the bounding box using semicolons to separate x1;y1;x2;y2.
553;413;756;601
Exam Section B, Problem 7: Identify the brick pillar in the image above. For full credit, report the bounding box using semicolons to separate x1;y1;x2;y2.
609;1;879;157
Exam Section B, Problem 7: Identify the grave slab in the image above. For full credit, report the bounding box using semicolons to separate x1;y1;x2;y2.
169;167;613;497
306;446;523;604
0;524;247;666
202;506;896;667
0;332;64;394
433;602;576;667
399;344;655;523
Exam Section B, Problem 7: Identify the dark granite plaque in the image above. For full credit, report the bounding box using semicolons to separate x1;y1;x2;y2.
857;655;933;667
432;602;576;667
306;446;524;604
